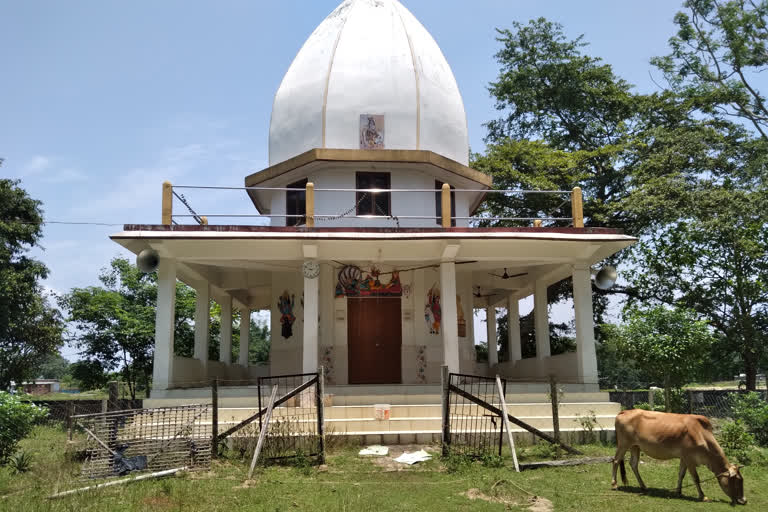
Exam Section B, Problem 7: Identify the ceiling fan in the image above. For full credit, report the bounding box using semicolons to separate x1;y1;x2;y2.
473;286;495;298
488;268;527;280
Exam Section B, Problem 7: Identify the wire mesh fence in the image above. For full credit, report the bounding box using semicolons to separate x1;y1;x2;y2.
256;373;322;461
445;373;505;458
24;399;143;428
74;404;211;480
609;389;768;418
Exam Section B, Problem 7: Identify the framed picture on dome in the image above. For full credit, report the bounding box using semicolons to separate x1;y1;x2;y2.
360;114;385;149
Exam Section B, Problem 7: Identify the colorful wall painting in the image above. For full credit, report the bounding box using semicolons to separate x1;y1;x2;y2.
321;346;335;385
335;266;403;297
457;294;466;337
277;291;296;339
416;345;427;383
425;284;441;334
360;114;385;149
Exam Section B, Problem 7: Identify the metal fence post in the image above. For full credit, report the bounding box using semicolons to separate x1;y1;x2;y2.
67;401;75;441
316;367;326;464
549;375;561;453
211;378;218;459
441;365;450;456
688;389;694;414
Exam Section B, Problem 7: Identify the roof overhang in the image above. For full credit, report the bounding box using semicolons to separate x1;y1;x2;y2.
243;148;492;214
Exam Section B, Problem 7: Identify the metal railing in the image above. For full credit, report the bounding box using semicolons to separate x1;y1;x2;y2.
158;181;585;228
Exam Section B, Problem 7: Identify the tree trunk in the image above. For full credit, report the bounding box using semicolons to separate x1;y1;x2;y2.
745;356;758;391
664;374;671;412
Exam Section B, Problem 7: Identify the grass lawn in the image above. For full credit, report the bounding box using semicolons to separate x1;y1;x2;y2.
2;427;767;511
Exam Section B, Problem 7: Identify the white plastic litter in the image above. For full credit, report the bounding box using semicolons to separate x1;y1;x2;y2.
359;445;389;456
394;450;432;465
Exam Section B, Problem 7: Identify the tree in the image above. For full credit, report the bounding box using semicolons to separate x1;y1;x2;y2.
37;352;70;380
68;359;110;391
0;174;64;390
653;0;768;139
613;306;715;410
60;258;198;398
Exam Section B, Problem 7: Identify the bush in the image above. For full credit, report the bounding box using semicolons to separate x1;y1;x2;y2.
718;420;755;465
730;392;768;446
0;392;48;464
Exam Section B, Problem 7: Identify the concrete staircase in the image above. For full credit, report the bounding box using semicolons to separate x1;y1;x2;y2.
146;384;620;445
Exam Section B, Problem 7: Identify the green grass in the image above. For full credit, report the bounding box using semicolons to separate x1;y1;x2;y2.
2;427;767;511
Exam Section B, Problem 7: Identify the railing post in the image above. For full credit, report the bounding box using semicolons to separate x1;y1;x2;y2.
107;381;119;411
316;366;326;464
549;375;561;456
211;378;218;459
441;365;450;456
533;219;543;228
162;181;173;225
67;401;74;441
200;216;208;225
306;182;315;228
441;183;451;228
571;186;584;228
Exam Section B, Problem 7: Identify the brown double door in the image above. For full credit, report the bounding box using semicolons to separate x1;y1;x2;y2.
347;297;402;384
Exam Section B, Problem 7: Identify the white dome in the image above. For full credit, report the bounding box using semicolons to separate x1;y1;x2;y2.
269;0;469;166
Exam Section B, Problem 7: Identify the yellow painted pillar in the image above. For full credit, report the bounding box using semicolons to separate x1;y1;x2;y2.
571;187;584;228
533;219;543;228
441;183;451;228
306;182;315;228
162;181;173;225
200;216;208;225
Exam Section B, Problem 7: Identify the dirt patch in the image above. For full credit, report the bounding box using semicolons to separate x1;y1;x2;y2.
527;495;554;512
462;488;516;505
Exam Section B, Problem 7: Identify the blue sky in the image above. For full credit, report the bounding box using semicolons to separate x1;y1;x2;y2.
1;0;684;357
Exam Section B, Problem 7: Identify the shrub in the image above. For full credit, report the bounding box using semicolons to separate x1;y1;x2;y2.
0;392;48;464
8;451;32;474
730;392;768;446
718;420;755;465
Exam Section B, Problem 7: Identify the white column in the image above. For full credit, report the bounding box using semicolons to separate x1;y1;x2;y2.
486;305;498;366
507;294;521;363
219;295;232;364
193;283;210;363
440;262;460;373
534;280;551;359
152;258;177;391
573;264;598;384
302;265;320;373
239;309;250;367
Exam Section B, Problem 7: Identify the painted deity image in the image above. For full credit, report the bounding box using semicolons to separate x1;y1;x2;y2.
359;114;384;149
277;291;296;339
425;284;441;334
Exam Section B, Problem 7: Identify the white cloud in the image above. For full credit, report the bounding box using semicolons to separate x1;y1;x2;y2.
22;155;51;176
43;168;86;184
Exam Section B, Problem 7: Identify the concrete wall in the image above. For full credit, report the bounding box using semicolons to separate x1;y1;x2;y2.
170;357;270;388
267;167;471;228
496;351;579;382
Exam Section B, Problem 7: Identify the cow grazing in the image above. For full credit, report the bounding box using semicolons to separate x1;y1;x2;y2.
612;409;746;505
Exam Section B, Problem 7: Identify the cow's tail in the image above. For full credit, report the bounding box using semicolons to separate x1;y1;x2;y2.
619;460;627;485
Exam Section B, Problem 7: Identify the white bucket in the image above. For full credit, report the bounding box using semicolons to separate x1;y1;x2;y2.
374;404;391;421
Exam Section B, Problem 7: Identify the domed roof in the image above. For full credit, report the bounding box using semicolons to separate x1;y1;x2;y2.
269;0;469;166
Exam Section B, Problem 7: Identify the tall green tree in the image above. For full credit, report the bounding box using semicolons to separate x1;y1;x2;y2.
60;258;198;398
0;174;64;390
611;306;715;410
653;0;768;139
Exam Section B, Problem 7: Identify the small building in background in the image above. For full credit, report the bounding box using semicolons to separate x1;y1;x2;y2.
21;379;61;395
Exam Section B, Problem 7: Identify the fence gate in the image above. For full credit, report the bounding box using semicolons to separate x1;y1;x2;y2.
443;372;506;458
257;372;324;461
74;404;212;480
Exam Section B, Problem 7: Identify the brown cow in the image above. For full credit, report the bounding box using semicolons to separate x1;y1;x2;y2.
612;409;746;505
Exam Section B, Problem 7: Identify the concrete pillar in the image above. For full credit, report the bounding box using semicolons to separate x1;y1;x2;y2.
534;280;551;359
193;283;210;363
486;305;498;366
220;295;232;364
440;262;460;373
152;258;177;391
239;309;250;367
303;264;320;373
573;264;598;384
507;294;521;363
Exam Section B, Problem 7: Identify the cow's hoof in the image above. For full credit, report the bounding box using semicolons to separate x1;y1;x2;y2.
611;485;618;491
701;497;711;503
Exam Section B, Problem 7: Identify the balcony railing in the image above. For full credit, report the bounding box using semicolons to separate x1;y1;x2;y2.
160;182;584;228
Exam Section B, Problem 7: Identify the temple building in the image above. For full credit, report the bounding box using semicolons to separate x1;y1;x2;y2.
112;0;634;435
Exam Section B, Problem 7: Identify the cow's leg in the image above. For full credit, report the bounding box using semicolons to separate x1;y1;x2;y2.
612;444;628;489
688;465;709;502
629;446;647;491
675;459;687;495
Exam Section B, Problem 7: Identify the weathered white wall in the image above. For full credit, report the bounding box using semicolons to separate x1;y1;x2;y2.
267;167;471;228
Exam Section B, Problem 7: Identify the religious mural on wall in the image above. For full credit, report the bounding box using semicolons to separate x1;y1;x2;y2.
425;284;441;334
359;114;385;149
277;291;296;339
335;265;402;297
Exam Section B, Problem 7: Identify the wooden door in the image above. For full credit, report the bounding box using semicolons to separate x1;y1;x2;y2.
347;297;402;384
